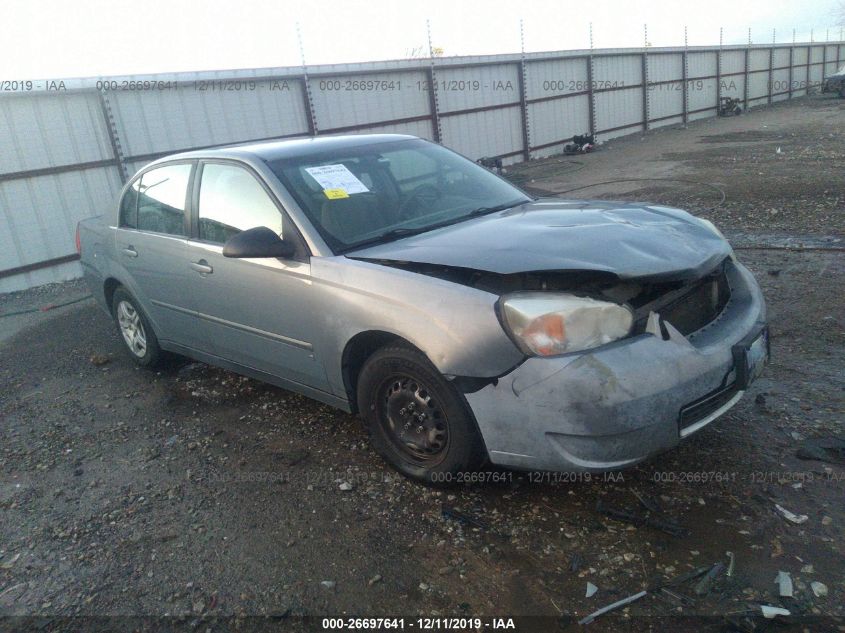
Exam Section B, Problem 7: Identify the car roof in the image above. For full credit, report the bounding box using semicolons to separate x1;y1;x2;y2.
158;133;419;164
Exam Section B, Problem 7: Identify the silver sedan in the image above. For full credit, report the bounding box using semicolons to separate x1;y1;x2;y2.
78;134;768;483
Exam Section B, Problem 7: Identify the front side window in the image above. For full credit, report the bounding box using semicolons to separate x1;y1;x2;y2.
198;163;283;244
269;139;530;252
132;163;192;236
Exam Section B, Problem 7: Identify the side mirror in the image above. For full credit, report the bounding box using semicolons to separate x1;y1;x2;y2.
222;226;296;259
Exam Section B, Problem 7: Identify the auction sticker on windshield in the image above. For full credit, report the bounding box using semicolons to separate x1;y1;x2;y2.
305;164;370;197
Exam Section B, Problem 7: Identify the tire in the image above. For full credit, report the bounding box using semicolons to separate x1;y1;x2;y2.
111;287;163;368
357;344;486;484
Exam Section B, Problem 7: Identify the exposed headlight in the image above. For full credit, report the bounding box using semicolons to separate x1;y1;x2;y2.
499;293;634;356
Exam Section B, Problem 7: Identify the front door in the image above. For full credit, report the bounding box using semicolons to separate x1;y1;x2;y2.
185;161;329;391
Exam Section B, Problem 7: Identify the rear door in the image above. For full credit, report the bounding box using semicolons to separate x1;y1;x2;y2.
185;160;329;391
114;161;205;349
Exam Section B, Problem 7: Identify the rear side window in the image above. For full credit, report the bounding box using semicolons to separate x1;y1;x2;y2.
119;179;140;228
131;163;192;236
197;163;283;244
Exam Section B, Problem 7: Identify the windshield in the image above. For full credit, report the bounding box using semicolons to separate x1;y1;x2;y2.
269;139;531;253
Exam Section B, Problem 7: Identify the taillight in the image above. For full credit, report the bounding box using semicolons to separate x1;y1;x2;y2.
75;224;81;255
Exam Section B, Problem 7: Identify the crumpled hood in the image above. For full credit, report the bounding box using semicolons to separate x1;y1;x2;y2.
349;199;732;280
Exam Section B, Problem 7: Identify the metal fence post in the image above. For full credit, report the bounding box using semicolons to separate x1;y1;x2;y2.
682;26;689;125
788;30;795;99
641;24;649;131
587;23;597;137
426;19;442;144
822;37;827;82
804;42;813;95
518;20;531;161
768;29;775;104
97;90;128;183
837;31;842;69
297;23;318;135
716;28;723;113
743;28;751;110
300;75;318;135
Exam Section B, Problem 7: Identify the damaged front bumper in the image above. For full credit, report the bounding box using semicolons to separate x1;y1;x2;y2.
465;259;767;472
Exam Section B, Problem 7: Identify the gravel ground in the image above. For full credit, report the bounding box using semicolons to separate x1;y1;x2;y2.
1;96;843;632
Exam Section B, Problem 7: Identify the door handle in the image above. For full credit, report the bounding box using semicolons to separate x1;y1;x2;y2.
190;260;213;275
122;246;138;258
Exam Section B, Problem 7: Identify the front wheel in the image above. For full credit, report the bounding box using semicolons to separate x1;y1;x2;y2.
357;344;487;484
111;287;163;368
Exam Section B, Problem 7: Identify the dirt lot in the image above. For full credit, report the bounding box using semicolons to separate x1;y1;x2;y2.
1;96;844;632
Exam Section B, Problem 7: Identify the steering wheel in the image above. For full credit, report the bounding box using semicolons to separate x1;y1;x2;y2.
397;184;442;220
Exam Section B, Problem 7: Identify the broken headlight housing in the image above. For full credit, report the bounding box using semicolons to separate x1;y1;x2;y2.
499;293;634;356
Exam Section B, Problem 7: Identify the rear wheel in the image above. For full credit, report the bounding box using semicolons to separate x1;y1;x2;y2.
357;344;486;484
111;287;163;368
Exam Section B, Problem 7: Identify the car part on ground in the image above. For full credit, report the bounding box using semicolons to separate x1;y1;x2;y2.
563;133;595;154
718;97;743;116
821;64;845;97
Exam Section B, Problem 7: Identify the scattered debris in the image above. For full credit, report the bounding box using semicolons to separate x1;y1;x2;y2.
89;354;110;366
631;488;661;513
659;588;696;606
810;581;828;598
368;574;382;587
569;552;583;573
585;582;598;598
338;482;353;491
795;437;845;465
441;505;491;531
694;562;725;596
726;551;735;577
665;566;710;588
760;605;791;619
320;581;336;590
0;553;21;569
774;571;793;598
775;504;809;525
596;501;686;537
578;590;648;625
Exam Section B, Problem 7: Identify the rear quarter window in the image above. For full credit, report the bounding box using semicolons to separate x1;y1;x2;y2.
119;180;140;228
120;163;192;236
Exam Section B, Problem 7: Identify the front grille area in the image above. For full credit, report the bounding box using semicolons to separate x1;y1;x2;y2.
627;259;732;336
679;381;739;431
659;265;731;335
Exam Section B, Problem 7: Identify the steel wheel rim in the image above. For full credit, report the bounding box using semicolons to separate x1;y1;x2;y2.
378;373;449;465
116;300;147;357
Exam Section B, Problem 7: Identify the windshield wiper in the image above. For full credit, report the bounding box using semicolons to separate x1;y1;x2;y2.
341;226;431;252
342;199;528;253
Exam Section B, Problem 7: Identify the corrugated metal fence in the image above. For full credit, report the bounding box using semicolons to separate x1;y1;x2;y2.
1;40;843;292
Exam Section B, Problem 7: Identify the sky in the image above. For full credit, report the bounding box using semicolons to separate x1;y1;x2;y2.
2;0;843;79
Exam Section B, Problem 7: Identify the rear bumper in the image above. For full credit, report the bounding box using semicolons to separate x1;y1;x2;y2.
465;259;767;472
